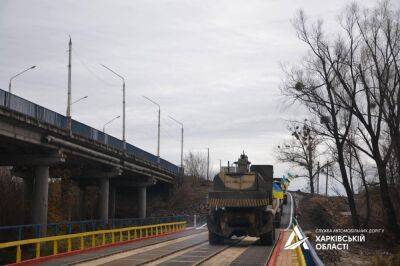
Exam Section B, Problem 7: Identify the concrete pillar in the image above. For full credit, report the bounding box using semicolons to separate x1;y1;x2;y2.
23;178;33;223
109;186;116;219
138;186;146;219
99;178;109;222
78;184;86;220
32;166;49;237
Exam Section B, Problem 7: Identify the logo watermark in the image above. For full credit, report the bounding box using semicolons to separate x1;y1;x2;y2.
314;228;384;250
284;225;309;250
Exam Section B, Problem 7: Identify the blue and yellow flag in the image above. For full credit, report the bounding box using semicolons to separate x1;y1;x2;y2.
287;172;295;181
272;182;284;199
281;176;289;190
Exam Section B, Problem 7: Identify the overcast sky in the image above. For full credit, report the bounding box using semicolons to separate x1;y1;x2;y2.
0;0;381;192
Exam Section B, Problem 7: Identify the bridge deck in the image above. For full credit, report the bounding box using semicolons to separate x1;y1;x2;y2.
0;88;180;178
40;228;204;266
275;230;301;266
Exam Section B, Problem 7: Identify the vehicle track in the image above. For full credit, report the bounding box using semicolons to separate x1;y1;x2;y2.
192;238;245;266
77;194;290;266
136;239;209;265
74;231;208;266
142;237;244;266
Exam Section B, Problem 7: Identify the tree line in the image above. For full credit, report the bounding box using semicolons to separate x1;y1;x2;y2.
277;1;400;241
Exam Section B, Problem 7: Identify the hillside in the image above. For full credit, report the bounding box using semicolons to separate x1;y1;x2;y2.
148;176;212;223
293;190;400;265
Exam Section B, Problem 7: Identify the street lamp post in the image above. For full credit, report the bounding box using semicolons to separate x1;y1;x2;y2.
103;115;120;145
101;64;126;150
169;116;184;181
8;65;37;94
142;95;161;162
103;115;120;133
66;37;72;131
8;65;37;108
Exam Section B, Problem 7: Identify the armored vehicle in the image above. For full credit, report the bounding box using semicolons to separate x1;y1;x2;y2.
207;153;279;245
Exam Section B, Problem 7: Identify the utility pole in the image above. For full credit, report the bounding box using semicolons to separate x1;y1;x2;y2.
325;162;329;196
66;36;72;131
207;148;210;181
219;160;222;172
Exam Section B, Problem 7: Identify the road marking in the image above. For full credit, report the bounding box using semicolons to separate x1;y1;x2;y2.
76;232;208;266
196;223;207;229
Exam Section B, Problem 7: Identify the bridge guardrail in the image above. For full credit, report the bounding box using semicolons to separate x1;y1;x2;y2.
0;221;186;264
292;217;324;266
0;216;186;242
0;89;180;175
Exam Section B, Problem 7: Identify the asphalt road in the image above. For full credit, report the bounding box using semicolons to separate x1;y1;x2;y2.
40;195;293;266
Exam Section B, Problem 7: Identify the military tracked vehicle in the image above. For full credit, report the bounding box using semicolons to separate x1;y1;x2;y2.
207;153;280;245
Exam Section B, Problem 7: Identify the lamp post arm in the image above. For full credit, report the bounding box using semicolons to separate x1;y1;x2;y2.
142;95;160;109
103;115;121;133
100;64;125;82
9;66;36;82
71;95;88;105
168;115;183;127
8;66;37;93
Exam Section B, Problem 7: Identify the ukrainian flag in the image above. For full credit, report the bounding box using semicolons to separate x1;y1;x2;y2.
281;176;289;190
287;172;295;181
272;182;284;199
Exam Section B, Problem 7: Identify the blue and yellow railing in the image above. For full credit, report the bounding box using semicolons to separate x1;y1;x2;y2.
0;216;186;242
0;221;186;264
293;233;307;266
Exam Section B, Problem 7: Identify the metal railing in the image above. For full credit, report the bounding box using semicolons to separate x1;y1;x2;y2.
0;221;186;264
0;216;186;242
0;88;180;175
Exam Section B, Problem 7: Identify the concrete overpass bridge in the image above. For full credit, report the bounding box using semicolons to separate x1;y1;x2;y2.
0;88;181;235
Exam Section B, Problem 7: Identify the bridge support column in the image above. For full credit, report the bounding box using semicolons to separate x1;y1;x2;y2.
109;185;116;219
23;178;33;223
32;165;49;237
78;184;86;220
138;186;146;219
99;178;109;222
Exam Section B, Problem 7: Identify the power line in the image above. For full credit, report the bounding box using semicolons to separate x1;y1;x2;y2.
72;49;120;87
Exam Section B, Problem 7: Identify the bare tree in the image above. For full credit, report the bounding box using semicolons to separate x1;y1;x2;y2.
285;1;400;237
0;168;23;226
283;11;360;227
276;121;322;194
183;152;208;182
352;144;371;227
322;2;400;239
